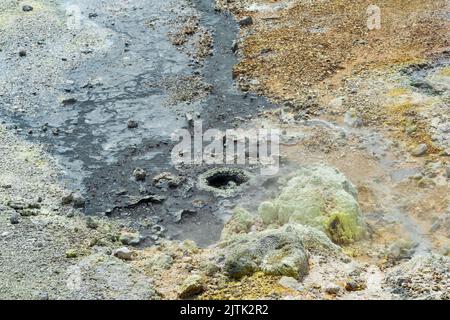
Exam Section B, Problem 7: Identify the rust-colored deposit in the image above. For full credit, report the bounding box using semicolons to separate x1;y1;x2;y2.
229;0;449;101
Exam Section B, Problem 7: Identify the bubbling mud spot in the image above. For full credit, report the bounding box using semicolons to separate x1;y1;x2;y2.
206;168;250;189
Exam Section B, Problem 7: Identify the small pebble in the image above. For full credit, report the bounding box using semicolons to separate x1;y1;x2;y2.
238;16;253;27
411;144;428;157
22;5;33;12
324;283;341;295
61;192;74;205
127;120;139;129
10;212;20;224
72;193;86;208
113;247;135;261
132;168;147;181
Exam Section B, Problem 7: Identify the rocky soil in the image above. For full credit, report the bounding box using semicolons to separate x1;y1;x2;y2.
0;0;449;300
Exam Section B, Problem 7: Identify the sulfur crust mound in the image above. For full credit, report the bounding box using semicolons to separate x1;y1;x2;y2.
258;165;366;244
221;207;257;241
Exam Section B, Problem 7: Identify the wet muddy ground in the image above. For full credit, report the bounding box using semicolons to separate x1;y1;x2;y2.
0;0;276;246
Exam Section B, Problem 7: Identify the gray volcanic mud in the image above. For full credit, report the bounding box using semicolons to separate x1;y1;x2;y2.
0;0;275;246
